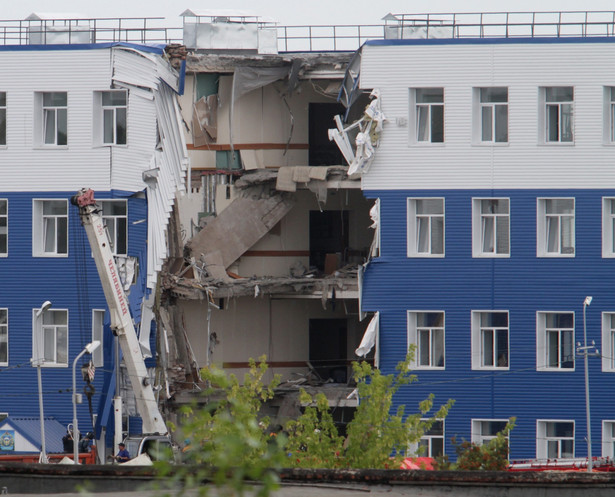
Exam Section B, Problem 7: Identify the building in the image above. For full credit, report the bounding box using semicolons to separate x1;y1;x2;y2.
0;15;187;457
354;11;615;461
159;11;378;429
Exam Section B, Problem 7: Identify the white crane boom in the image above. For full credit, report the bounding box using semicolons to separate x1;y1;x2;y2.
72;188;167;435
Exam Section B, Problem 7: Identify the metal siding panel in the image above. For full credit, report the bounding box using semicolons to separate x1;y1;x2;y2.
360;42;615;191
364;189;614;460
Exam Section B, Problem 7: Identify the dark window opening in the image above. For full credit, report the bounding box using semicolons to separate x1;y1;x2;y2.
309;210;349;273
309;102;345;166
309;318;347;383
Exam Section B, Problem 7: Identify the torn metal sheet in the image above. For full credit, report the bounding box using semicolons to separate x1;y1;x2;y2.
187;192;296;271
355;311;378;357
329;89;386;176
192;94;218;147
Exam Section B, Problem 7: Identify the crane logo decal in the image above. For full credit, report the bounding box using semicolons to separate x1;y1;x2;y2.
108;258;129;316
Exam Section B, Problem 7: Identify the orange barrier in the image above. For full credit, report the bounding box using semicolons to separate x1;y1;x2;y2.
0;446;97;464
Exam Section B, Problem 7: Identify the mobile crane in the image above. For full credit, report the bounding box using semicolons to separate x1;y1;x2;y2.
71;188;168;460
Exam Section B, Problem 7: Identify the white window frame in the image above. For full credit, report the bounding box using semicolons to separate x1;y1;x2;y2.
94;90;127;146
473;87;508;144
0;308;8;366
407;198;445;257
602;420;615;458
407;311;445;370
536;311;575;372
471;419;510;446
472;198;510;257
540;87;574;144
35;92;67;147
32;199;68;257
100;200;127;256
604;87;615;144
410;88;444;144
0;91;6;147
471;311;509;370
537;420;574;459
410;418;445;458
32;308;68;368
536;198;575;257
92;309;104;368
0;199;7;257
602;312;615;372
602;197;615;258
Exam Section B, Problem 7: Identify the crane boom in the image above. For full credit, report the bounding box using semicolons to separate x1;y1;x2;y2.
72;188;167;435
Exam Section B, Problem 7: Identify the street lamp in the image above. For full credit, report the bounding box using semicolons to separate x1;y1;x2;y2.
580;296;597;472
33;300;52;464
72;340;100;464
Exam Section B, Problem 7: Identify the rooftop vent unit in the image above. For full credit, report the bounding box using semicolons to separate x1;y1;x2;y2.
25;13;92;45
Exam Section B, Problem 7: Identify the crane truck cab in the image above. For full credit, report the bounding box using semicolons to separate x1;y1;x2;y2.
123;434;178;463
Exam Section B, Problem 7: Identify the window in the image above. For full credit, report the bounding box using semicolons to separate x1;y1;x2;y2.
537;420;574;459
0;199;7;256
472;198;509;257
33;199;68;257
92;309;104;368
602;421;615;458
33;309;68;366
408;311;445;369
101;91;127;145
536;312;574;371
407;198;444;257
416;419;444;457
101;200;127;255
0;92;6;146
471;311;509;370
414;88;444;143
537;198;575;257
543;87;573;143
603;198;615;257
602;313;615;372
41;92;67;145
0;309;7;365
477;87;508;143
472;419;509;446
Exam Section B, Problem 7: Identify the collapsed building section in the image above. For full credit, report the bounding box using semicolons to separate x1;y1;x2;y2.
158;12;378;428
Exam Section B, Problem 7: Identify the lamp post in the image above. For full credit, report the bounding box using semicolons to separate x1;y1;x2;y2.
72;341;100;465
33;300;52;464
581;296;594;472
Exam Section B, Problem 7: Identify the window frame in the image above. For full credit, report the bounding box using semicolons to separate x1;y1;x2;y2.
540;86;574;144
474;87;508;144
100;200;127;256
32;199;69;258
602;420;615;458
410;88;444;144
95;90;128;146
0;199;7;257
0;308;8;366
601;312;615;372
407;198;445;258
602;197;615;258
471;419;510;446
536;311;575;372
536;198;575;258
32;308;68;368
410;418;445;458
536;420;575;459
36;91;68;147
407;311;445;370
0;91;6;147
471;310;509;370
472;198;510;258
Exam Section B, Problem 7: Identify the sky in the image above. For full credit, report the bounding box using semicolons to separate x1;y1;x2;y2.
6;0;615;27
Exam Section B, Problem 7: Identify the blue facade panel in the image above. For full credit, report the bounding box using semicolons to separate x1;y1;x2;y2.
0;190;147;447
363;188;615;460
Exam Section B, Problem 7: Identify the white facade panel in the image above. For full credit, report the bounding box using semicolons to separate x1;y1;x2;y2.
359;41;615;190
0;49;112;191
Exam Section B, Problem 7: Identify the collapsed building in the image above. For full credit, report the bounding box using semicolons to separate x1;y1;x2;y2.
159;10;377;429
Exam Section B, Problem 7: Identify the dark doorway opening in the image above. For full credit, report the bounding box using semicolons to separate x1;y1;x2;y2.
309;318;347;383
309;102;345;166
309;210;349;273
